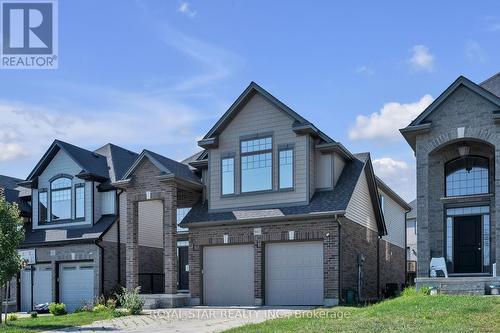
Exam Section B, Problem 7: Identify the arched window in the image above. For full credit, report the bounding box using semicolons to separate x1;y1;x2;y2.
445;156;489;197
50;176;72;220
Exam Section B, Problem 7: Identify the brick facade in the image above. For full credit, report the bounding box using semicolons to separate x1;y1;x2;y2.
121;158;200;293
413;85;500;277
188;218;340;305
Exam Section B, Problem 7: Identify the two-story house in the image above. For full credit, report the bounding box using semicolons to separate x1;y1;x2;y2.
17;140;138;312
117;82;410;308
401;73;500;294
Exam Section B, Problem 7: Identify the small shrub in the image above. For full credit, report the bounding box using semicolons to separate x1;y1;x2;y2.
49;303;67;316
30;311;38;318
7;314;18;321
75;304;94;313
106;298;117;311
116;287;144;315
95;295;106;306
93;304;108;312
111;309;128;318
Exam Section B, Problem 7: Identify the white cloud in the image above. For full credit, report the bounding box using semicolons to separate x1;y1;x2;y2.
178;2;196;18
373;157;415;201
409;45;435;72
0;86;202;162
465;40;487;63
349;95;434;141
355;65;375;76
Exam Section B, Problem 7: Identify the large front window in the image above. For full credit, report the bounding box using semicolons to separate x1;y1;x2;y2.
445;156;489;197
241;137;272;192
50;177;72;221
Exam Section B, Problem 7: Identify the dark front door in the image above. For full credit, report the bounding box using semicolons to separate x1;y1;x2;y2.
178;246;189;290
453;215;482;273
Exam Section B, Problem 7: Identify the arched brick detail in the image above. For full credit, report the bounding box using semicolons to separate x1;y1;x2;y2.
424;127;496;155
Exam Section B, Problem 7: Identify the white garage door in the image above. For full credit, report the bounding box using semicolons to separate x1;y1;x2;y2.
265;242;324;305
203;245;254;306
59;263;95;312
21;264;53;312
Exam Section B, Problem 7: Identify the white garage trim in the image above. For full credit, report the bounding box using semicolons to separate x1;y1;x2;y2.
203;244;254;306
59;262;95;312
265;241;324;305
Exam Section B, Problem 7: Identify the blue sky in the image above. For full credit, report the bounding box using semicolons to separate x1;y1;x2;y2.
1;0;500;201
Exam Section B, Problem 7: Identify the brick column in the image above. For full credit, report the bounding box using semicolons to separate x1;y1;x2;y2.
126;200;139;289
163;183;178;294
253;239;263;306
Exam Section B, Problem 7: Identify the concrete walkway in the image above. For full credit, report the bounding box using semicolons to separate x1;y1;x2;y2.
42;307;311;333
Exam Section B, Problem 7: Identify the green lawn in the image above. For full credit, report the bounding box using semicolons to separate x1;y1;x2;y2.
0;311;117;333
226;292;500;333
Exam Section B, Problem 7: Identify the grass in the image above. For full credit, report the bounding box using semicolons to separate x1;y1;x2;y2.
226;290;500;333
0;310;119;333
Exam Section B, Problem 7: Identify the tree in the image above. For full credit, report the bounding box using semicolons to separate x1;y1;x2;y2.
0;195;24;324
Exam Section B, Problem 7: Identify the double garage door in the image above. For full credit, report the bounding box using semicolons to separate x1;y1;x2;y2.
21;262;94;313
203;242;323;306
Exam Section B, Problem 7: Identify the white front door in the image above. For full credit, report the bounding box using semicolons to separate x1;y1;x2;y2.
59;263;95;312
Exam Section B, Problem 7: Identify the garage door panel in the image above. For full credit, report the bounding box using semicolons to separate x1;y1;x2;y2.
203;245;254;306
265;242;323;306
60;263;94;312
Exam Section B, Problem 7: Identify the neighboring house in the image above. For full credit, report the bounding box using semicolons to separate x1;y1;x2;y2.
406;199;417;284
16;140;139;312
0;175;31;312
115;81;410;308
376;178;413;293
401;73;500;294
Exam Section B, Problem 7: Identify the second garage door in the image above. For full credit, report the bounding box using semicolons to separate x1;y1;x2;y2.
59;263;95;312
203;245;254;306
265;241;324;305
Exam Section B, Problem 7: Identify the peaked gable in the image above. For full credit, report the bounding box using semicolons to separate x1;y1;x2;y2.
121;149;200;184
26;140;109;183
199;82;334;148
410;75;500;126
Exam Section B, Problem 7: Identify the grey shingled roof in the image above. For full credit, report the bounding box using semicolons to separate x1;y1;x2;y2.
407;199;417;219
480;72;500;98
21;215;116;247
181;155;365;226
143;150;201;183
94;143;139;182
0;175;22;189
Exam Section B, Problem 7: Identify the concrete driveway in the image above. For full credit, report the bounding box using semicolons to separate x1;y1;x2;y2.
43;307;311;333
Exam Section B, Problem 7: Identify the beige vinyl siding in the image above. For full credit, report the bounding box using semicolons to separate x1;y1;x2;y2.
315;152;333;189
333;153;345;186
209;94;308;210
380;190;406;248
33;150;91;228
138;200;163;248
345;168;378;232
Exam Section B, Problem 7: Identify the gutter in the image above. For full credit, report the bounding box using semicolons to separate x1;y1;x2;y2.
183;210;346;229
337;216;343;304
377;235;381;300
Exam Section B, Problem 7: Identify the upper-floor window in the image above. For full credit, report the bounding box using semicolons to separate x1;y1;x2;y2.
38;190;48;222
279;148;293;189
241;136;272;192
445;156;489;197
75;184;85;219
50;177;72;221
221;157;235;195
379;194;385;214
